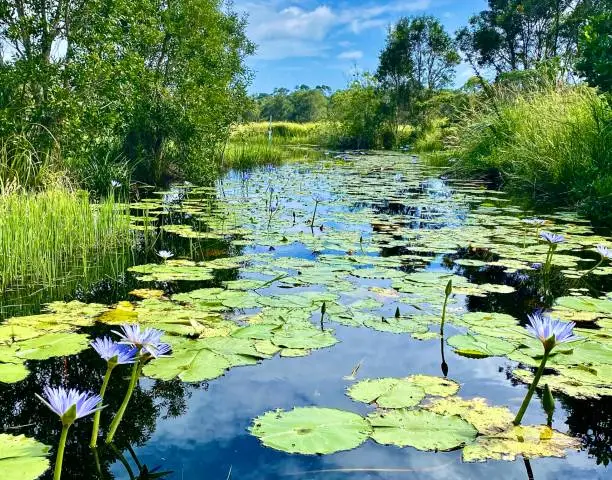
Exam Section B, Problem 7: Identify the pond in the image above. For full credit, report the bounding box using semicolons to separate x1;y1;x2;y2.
1;152;611;479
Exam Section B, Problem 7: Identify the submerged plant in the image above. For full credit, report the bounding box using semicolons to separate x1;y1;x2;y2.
37;387;103;480
513;313;578;426
89;337;138;447
106;325;171;444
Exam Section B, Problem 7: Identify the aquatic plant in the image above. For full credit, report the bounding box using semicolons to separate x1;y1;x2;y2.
311;193;326;227
542;384;555;427
513;313;578;425
581;244;612;278
106;325;170;444
157;250;174;261
36;387;103;480
540;231;565;283
440;280;452;377
89;338;138;447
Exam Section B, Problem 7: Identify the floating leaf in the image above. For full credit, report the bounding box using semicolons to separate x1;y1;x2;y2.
347;378;426;408
367;409;477;451
0;434;50;480
424;396;514;435
0;362;29;384
462;425;580;462
447;334;517;358
250;407;371;454
15;333;90;361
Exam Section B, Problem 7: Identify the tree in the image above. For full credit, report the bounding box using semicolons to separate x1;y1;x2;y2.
575;2;612;91
376;15;459;133
456;0;590;77
0;0;254;185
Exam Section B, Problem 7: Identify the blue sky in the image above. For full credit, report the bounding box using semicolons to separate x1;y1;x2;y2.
233;0;488;93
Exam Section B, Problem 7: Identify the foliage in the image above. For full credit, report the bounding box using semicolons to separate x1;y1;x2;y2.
247;85;330;123
430;83;612;226
0;189;133;292
0;0;254;188
377;15;459;136
456;0;588;75
575;3;612;91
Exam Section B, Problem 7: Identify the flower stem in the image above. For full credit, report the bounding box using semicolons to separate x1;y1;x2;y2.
439;292;449;335
310;201;319;227
106;360;141;444
90;365;114;448
580;258;603;279
54;424;70;480
513;350;550;426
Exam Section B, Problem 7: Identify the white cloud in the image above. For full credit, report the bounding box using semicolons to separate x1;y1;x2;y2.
234;0;433;61
337;50;364;60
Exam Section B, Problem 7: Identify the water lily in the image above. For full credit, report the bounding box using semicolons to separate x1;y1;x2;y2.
514;313;578;426
539;231;564;244
522;218;546;226
37;387;102;480
110;180;121;188
106;325;170;444
89;338;137;447
157;250;174;261
596;244;612;260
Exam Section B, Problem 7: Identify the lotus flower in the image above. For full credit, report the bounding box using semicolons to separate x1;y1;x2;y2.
526;312;579;352
539;231;564;244
157;250;174;260
37;386;103;425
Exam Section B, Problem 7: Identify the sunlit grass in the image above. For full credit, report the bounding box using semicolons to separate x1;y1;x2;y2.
0;189;133;293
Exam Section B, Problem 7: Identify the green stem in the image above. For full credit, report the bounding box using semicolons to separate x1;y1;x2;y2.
54;424;70;480
580;258;603;279
513;350;550;426
439;293;449;335
310;201;318;227
106;361;141;444
90;365;114;448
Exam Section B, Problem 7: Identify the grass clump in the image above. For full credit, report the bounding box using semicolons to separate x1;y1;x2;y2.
431;85;612;225
232;122;323;145
0;189;133;293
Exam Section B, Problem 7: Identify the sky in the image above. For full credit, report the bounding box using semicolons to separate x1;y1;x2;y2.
233;0;489;94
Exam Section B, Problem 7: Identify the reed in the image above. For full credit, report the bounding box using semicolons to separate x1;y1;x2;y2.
0;189;133;294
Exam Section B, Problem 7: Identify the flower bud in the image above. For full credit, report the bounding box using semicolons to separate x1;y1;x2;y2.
445;279;453;297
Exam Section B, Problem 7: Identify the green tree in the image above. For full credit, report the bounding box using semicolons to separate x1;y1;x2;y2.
575;2;612;91
456;0;587;76
376;15;459;135
288;87;328;122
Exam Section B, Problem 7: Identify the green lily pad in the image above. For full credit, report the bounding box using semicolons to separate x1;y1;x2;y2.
250;407;372;454
0;434;50;480
15;333;90;361
347;378;426;408
367;409;478;451
447;334;517;358
0;362;29;384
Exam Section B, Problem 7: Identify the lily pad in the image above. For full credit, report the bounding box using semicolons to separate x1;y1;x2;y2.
0;434;50;480
250;407;372;454
347;378;426;408
447;334;517;358
367;409;477;451
424;396;514;435
462;425;580;462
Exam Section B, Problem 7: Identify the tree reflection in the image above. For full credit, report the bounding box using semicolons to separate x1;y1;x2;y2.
0;346;204;479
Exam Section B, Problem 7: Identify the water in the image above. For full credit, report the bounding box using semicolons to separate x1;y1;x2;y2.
1;152;610;479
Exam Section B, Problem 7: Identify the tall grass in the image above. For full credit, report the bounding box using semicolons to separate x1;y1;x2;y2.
0;189;133;292
428;85;612;225
231;122;323;145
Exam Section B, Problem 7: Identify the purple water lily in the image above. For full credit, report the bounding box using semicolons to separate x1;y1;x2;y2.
36;386;103;423
540;231;565;244
596;244;612;260
113;324;162;349
91;337;138;364
526;312;579;351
